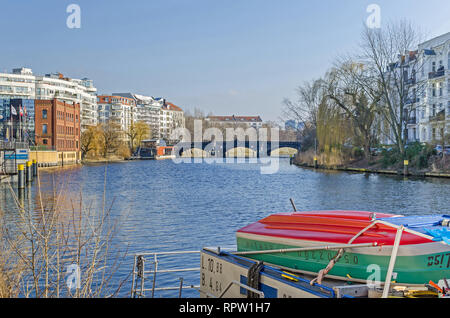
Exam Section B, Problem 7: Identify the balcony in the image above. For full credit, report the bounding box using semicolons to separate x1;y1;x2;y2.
428;69;445;80
405;77;416;85
407;117;417;125
429;109;445;122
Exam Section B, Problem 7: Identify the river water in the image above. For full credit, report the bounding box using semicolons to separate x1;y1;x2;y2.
1;158;449;297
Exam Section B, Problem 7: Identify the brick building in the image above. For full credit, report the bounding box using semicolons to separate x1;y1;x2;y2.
34;99;81;156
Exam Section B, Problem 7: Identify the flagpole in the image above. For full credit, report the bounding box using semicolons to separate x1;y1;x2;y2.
10;104;13;141
19;107;22;142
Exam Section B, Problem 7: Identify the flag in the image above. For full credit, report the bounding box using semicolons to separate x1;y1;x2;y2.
11;106;17;116
23;106;27;117
19;106;23;117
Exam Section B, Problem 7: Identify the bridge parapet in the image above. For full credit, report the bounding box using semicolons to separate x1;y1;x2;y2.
174;140;300;158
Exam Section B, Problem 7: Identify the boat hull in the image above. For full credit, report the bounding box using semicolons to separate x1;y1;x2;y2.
236;211;450;285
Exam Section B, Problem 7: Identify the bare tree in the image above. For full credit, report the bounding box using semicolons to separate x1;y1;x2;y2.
325;62;382;159
0;166;129;298
282;79;326;151
360;20;427;158
282;78;325;129
98;123;122;158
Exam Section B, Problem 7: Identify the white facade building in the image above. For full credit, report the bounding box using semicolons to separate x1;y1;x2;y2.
115;93;164;139
97;95;136;139
159;102;185;141
0;68;98;130
0;68;35;99
405;32;450;144
206;115;263;129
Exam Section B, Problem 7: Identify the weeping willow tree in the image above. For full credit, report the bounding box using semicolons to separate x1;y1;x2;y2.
316;95;354;166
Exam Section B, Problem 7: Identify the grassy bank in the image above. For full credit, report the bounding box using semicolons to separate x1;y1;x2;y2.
294;144;450;178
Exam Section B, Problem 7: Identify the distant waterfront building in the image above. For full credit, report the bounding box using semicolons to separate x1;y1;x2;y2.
405;32;450;144
160;102;185;141
0;68;98;131
377;32;450;145
34;99;81;154
285;120;304;131
0;98;81;160
114;93;164;139
0;98;35;141
0;68;35;100
97;95;136;140
206;115;263;129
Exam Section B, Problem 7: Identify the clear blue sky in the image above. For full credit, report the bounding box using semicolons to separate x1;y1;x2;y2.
1;0;449;122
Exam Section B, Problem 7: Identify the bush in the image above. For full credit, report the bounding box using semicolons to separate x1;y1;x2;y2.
380;148;401;168
380;142;437;169
413;144;436;169
352;147;364;159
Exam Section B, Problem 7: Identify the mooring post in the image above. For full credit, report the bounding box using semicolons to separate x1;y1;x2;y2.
18;164;25;189
26;161;33;183
403;160;409;176
32;159;37;177
314;156;318;169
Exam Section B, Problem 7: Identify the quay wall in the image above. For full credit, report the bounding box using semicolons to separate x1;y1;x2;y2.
295;162;450;179
29;150;80;167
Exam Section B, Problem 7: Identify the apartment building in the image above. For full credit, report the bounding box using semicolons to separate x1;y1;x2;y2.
160;102;185;141
206;115;263;129
97;95;136;140
0;68;35;99
404;32;450;144
0;68;98;131
114;93;164;139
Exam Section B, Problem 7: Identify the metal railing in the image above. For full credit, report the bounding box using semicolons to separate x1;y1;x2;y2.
0;140;29;150
428;69;445;79
131;250;201;298
130;247;239;298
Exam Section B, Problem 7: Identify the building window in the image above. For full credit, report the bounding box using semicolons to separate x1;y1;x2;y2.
42;109;47;119
42;124;47;135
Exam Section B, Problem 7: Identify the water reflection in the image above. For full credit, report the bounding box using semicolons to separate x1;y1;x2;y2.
1;159;449;297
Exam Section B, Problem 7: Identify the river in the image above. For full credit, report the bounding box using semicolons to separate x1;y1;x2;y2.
1;158;449;297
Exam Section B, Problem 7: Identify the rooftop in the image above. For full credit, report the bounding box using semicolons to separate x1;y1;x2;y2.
162;102;183;112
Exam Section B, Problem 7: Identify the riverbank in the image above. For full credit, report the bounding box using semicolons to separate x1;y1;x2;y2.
294;156;450;178
294;161;450;178
81;156;128;165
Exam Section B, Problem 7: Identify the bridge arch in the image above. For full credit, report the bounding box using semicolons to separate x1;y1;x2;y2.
270;147;299;157
181;148;208;158
225;147;257;158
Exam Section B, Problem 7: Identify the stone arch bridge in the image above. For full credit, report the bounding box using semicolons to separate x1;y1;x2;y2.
174;140;301;158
